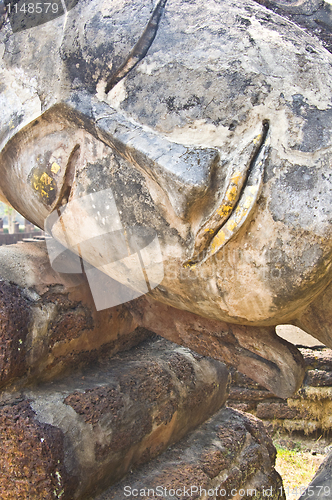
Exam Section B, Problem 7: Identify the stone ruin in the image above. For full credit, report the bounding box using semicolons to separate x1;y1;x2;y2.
0;0;332;498
229;345;332;435
0;241;284;499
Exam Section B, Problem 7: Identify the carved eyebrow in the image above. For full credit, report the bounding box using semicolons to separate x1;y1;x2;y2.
105;0;167;94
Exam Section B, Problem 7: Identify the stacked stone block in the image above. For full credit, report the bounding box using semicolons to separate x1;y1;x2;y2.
228;347;332;434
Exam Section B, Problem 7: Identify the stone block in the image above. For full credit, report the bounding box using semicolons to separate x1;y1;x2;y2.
95;408;285;500
0;337;229;499
256;402;302;420
0;241;142;388
305;369;332;387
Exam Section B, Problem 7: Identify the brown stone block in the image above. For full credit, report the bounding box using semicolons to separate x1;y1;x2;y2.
3;337;229;499
227;401;257;413
305;369;332;387
228;387;273;402
0;281;31;386
299;348;332;371
96;408;284;500
0;398;77;499
0;241;144;387
256;402;302;420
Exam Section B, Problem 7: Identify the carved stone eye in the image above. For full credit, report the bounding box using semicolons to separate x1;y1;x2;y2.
0;117;84;226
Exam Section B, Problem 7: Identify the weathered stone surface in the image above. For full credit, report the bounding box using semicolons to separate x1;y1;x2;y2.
1;2;332;497
0;398;77;499
0;337;229;499
227;346;332;433
293;347;332;371
256;402;301;420
305;369;332;387
301;451;332;500
128;296;305;398
0;281;31;385
296;281;332;352
0;238;305;397
229;388;275;402
0;0;332;330
0;241;144;387
95;407;285;500
0;0;332;399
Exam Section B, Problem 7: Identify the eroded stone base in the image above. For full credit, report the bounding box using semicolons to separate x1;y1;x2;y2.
0;336;229;499
95;407;285;500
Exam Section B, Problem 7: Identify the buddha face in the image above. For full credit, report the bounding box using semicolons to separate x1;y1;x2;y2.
1;0;332;326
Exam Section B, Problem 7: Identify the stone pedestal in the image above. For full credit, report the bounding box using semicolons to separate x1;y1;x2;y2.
0;241;285;499
96;408;285;500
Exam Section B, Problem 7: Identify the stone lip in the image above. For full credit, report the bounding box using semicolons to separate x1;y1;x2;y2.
94;407;284;500
0;336;229;499
128;296;305;399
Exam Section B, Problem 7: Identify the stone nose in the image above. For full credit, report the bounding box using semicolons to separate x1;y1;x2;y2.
92;99;220;222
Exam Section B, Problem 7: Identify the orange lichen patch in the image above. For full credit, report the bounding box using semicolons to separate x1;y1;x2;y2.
216;203;233;218
226;219;237;232
210;230;226;253
253;133;262;145
231;171;243;184
226;184;238;202
216;172;243;212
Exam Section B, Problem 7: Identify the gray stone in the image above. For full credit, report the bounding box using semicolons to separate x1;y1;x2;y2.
300;451;332;499
0;0;332;327
1;0;332;397
2;1;331;497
